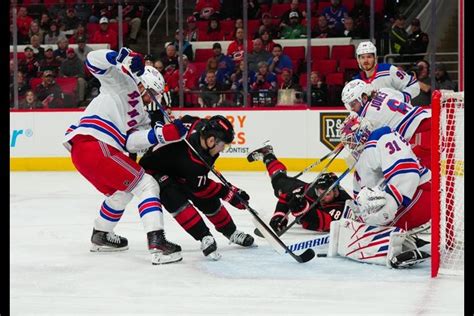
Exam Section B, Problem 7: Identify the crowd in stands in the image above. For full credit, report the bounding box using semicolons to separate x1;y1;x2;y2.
10;0;446;109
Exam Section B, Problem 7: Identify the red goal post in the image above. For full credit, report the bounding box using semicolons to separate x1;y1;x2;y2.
431;90;464;277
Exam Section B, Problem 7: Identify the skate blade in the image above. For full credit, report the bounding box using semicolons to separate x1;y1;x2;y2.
90;244;129;252
206;251;222;261
151;251;183;265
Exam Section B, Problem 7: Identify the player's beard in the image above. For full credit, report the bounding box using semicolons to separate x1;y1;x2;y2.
362;61;376;72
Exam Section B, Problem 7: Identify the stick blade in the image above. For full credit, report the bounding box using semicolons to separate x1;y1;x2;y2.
295;249;316;263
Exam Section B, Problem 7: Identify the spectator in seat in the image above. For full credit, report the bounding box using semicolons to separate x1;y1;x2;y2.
350;0;369;38
435;63;457;91
321;0;348;34
44;21;66;45
48;0;68;22
230;60;254;106
404;18;429;61
278;68;302;91
390;14;409;55
248;38;272;73
18;47;39;82
74;36;93;62
34;70;64;108
198;71;224;108
19;90;43;110
277;68;303;105
29;21;44;44
61;8;81;32
280;0;305;29
144;54;155;66
161;44;179;76
69;24;88;44
250;61;277;91
340;16;364;39
259;30;276;53
184;16;199;42
267;44;292;76
16;7;33;45
59;48;87;106
199;57;230;90
89;0;116;23
39;46;61;77
123;0;143;44
206;17;225;41
281;11;306;39
212;42;235;86
255;12;280;40
167;55;198;105
304;70;328;107
411;60;431;107
194;0;221;20
54;38;70;63
39;13;51;33
312;15;340;38
170;29;194;61
227;28;252;64
10;71;30;106
153;59;165;74
73;0;92;24
91;17;118;51
24;0;46;22
30;35;45;61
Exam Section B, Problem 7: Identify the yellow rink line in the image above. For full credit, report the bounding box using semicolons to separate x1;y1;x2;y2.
10;157;350;172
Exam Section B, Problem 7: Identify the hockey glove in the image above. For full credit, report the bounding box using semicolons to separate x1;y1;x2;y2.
269;212;288;234
116;47;131;63
222;185;250;210
172;119;188;138
287;187;310;217
116;47;145;76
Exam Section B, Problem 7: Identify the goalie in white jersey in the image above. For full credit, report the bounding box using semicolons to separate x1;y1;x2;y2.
328;116;431;268
341;79;431;168
353;41;420;103
63;48;187;265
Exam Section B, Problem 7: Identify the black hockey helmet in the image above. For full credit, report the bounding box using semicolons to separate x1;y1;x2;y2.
200;115;235;144
314;173;339;191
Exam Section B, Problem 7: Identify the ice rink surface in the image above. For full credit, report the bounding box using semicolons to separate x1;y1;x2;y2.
11;171;464;315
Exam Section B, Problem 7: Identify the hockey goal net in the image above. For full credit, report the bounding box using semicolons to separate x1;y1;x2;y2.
431;90;464;277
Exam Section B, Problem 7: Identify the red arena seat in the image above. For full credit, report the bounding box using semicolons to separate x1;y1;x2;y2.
312;59;337;75
326;72;344;86
194;48;214;62
331;45;355;60
310;46;330;60
270;3;290;18
338;59;359;72
283;46;305;60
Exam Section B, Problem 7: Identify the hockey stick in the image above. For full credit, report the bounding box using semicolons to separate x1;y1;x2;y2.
292;143;344;179
142;88;315;263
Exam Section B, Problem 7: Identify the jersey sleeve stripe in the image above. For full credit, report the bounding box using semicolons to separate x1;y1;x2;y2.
395;107;427;138
85;58;107;75
406;75;418;87
78;115;127;148
385;184;403;206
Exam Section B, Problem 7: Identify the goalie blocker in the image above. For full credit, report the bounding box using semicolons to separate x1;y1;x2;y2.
328;218;430;268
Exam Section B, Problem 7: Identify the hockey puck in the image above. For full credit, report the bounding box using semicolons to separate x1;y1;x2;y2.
317;253;327;257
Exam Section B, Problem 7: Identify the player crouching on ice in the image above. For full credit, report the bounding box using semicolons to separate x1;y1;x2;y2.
247;143;352;233
327;115;431;268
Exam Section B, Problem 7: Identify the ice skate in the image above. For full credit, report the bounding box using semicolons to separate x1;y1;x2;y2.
147;230;183;265
90;228;129;252
247;142;273;162
201;235;221;261
228;230;256;247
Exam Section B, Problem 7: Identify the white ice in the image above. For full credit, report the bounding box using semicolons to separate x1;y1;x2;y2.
11;171;464;315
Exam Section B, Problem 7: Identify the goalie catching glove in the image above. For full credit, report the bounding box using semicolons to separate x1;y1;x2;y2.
222;185;250;210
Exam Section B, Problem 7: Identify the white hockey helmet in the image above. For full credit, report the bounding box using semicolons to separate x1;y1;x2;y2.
356;41;377;58
139;65;165;96
341;79;370;111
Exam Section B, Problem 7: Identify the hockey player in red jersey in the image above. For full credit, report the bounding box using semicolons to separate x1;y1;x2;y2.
246;143;352;234
63;47;187;265
139;115;255;260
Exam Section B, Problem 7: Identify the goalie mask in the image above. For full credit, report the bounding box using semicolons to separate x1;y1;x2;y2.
339;115;372;158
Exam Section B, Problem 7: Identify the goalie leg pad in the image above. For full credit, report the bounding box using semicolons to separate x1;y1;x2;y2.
328;219;406;267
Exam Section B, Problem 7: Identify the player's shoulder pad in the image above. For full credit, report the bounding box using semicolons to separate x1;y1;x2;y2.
368;126;392;142
377;63;393;71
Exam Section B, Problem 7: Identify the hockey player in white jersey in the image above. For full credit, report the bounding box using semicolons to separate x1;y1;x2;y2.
327;116;431;268
353;41;420;103
341;79;431;168
63;47;187;265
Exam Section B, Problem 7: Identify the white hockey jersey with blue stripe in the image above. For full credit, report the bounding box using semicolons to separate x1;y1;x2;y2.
357;87;430;141
352;127;430;211
63;49;151;152
354;63;420;103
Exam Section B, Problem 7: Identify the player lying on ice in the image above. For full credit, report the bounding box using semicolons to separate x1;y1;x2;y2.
247;144;352;234
327;115;431;268
341;78;431;168
139;115;255;261
63;47;187;264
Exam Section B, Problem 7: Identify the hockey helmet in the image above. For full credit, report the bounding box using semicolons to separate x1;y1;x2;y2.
339;115;372;158
314;173;339;191
341;79;371;112
356;41;377;58
201;115;235;144
139;65;166;96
